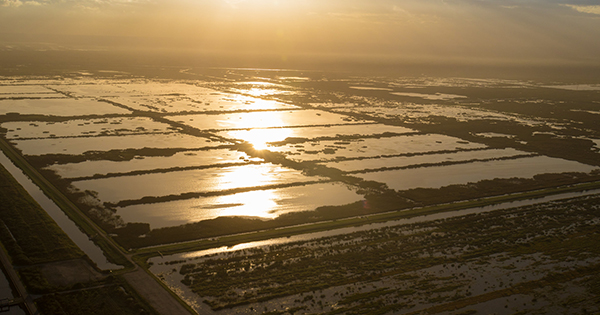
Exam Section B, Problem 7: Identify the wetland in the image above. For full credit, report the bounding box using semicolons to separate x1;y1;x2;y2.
1;68;600;314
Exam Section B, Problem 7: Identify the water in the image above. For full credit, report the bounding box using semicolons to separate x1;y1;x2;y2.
165;188;600;260
167;109;372;131
45;149;261;179
12;133;224;156
321;148;526;172
0;151;121;270
117;182;363;228
357;156;599;191
0;98;131;116
218;123;414;148
2;117;172;139
71;163;325;204
267;133;486;162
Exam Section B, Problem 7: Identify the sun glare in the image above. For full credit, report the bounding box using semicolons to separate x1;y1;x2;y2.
215;190;279;218
243;128;293;150
206;164;290;218
219;110;295;150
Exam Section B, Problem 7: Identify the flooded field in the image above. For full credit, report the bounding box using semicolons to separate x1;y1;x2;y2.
168;109;369;131
11;133;225;156
71;163;326;204
43;149;261;179
117;182;362;228
1;69;600;314
3;117;174;139
0;98;131;116
320;148;528;172
1;70;599;247
356;156;598;191
217;123;415;149
266;134;487;162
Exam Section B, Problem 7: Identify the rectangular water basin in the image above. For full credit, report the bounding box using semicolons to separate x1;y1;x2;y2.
0;85;56;94
0;98;131;116
167;109;371;131
356;156;599;191
268;134;487;162
321;148;528;172
71;163;326;203
116;182;363;228
12;133;226;156
44;149;262;179
2;117;174;139
110;93;297;113
217;124;416;149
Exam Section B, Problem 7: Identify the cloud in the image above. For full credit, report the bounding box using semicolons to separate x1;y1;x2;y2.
563;4;600;15
1;0;23;6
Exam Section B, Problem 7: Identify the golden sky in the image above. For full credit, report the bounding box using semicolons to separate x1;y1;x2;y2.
1;0;600;66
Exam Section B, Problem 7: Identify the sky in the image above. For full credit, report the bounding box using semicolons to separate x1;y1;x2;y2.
1;0;600;68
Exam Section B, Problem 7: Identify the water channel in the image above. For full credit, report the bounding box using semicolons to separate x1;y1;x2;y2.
0;151;121;271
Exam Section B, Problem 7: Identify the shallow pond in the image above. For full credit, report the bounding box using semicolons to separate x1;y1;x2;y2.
268;133;487;162
111;93;297;113
474;132;516;139
117;182;363;228
0;93;63;99
167;109;371;131
390;91;467;100
12;133;225;156
71;163;325;203
0;151;121;270
2;117;173;139
217;124;415;150
334;104;541;125
44;149;261;179
47;83;129;97
0;98;131;116
321;148;528;172
114;82;217;95
349;86;394;91
356;156;599;191
48;81;210;98
0;85;55;94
